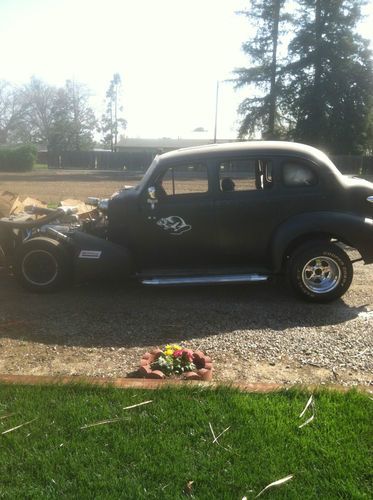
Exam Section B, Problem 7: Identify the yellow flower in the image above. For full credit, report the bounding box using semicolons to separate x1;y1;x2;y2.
164;349;173;356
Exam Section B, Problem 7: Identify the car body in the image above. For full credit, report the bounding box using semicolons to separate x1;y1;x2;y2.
2;141;373;301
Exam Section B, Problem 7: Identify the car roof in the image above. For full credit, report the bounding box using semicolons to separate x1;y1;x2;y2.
159;141;332;164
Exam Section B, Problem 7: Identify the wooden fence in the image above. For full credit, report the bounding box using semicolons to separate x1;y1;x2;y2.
42;151;155;171
38;150;373;175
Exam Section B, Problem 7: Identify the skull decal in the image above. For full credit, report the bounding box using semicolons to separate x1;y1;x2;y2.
156;216;192;235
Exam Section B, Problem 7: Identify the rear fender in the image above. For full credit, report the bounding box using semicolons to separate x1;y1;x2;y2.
271;212;373;272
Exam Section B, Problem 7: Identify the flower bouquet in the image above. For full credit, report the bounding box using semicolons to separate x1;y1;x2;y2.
138;344;213;380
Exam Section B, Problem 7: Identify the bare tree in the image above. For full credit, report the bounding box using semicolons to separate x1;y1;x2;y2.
21;77;58;146
19;78;97;151
0;81;27;144
48;80;97;151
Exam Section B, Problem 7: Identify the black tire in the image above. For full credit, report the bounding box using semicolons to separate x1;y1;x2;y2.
14;237;71;292
288;241;353;302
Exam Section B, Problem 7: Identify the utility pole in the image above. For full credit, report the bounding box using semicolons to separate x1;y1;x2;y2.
114;83;118;152
213;80;219;143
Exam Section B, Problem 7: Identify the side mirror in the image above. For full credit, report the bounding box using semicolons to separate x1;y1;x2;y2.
148;186;157;200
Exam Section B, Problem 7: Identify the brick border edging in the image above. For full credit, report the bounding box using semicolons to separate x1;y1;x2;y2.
0;374;371;393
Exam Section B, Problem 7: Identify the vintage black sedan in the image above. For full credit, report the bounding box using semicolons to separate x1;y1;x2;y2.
1;141;373;301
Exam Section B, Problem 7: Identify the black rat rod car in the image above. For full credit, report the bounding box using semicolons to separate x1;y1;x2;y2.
1;141;373;301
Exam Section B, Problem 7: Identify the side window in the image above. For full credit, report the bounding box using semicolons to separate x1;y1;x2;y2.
158;163;208;196
282;162;317;187
219;158;273;192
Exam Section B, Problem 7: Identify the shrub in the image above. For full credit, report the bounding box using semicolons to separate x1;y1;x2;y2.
0;145;37;172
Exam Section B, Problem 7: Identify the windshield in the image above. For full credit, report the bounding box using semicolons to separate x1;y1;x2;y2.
137;155;160;191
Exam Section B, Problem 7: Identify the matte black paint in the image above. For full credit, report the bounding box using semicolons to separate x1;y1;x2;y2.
106;142;373;274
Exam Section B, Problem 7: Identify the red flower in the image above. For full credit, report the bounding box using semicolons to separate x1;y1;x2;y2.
173;350;183;358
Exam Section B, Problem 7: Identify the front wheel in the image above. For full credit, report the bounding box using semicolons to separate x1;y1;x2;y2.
14;237;71;292
288;242;353;302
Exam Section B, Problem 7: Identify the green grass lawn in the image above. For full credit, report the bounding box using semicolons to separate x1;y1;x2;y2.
0;384;371;499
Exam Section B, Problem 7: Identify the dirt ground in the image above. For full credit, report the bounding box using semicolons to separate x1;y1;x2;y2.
0;169;372;387
0;169;142;204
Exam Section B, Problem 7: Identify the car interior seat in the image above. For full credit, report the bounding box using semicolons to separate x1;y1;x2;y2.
221;177;235;192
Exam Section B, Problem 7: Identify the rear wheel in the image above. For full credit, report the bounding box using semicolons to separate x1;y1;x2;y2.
288;242;353;302
14;237;71;292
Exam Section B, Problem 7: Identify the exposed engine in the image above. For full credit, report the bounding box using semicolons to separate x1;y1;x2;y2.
0;198;110;261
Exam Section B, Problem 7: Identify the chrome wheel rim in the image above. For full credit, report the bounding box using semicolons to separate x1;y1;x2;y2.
22;250;58;286
302;256;341;294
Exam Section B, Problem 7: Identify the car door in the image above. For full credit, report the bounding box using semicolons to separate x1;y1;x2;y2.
214;155;280;267
214;155;330;268
134;160;217;268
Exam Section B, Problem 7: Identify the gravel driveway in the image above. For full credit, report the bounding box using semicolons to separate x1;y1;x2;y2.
0;263;372;387
0;169;372;387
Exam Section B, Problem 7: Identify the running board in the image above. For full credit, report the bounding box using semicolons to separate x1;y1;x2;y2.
141;273;269;286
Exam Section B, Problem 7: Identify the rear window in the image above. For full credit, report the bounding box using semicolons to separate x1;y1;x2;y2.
282;162;317;187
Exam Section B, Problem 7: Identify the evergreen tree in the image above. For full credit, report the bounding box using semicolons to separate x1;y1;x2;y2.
366;109;373;154
100;73;127;151
233;0;288;139
286;0;373;154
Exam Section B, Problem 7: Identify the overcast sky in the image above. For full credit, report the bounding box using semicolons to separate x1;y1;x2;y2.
1;0;372;140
